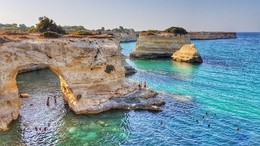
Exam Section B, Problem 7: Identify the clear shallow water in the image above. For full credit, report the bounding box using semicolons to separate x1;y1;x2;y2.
1;33;260;145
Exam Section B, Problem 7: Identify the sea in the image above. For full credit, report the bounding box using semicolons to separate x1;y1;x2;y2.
0;32;259;145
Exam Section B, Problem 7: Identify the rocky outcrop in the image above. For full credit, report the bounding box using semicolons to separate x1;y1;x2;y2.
172;44;203;63
119;32;138;42
0;35;162;131
189;32;237;40
18;64;48;73
124;63;137;75
109;29;138;42
130;33;191;59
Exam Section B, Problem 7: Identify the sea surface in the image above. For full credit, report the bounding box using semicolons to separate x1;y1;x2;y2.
0;32;259;145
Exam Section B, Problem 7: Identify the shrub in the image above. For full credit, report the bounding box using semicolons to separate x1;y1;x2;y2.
104;65;115;74
0;30;29;35
164;26;188;36
39;31;60;38
74;30;94;35
35;16;65;34
147;30;159;33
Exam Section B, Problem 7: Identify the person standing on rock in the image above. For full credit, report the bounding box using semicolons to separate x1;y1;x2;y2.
46;97;50;106
144;81;147;90
138;81;142;90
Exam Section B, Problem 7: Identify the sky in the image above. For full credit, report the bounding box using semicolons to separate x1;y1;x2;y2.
0;0;260;32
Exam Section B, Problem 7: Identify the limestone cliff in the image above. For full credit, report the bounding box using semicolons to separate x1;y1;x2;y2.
119;32;138;42
0;35;165;131
172;44;203;63
130;33;191;59
189;32;237;40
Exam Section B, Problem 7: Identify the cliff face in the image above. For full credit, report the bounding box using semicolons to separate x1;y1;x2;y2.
172;44;203;63
189;32;237;40
0;35;166;131
0;37;131;131
130;33;191;59
120;32;138;42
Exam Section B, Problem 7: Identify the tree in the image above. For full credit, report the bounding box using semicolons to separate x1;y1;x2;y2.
35;16;65;34
164;26;188;36
18;24;27;30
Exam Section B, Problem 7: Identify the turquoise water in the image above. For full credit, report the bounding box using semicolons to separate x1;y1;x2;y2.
0;33;259;145
121;33;260;145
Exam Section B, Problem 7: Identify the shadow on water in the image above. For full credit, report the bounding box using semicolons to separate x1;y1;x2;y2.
0;68;129;145
0;68;67;145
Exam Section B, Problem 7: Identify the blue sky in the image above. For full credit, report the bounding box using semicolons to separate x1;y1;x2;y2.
0;0;259;31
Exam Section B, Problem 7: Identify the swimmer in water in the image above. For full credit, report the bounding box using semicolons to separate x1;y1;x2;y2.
46;97;50;106
54;96;57;104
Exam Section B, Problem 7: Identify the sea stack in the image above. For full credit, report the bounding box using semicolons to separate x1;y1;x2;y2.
172;44;203;63
130;32;191;59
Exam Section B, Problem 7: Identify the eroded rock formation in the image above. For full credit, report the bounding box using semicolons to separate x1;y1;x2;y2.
172;44;203;63
130;32;191;59
189;32;237;40
0;36;163;131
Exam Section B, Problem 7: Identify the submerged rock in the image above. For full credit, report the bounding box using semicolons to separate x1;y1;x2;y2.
172;44;203;63
19;93;29;98
124;64;137;75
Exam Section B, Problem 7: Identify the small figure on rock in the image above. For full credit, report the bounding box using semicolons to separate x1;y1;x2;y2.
138;81;142;90
144;81;147;90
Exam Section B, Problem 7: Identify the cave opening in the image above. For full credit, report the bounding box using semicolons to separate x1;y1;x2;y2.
16;68;67;144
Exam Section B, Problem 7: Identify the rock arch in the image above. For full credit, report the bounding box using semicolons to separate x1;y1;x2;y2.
0;38;133;131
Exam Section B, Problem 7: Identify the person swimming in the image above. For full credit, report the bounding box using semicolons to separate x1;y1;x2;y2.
46;97;50;106
54;96;57;104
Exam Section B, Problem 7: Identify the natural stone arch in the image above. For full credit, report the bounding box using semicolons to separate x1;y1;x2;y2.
0;38;133;131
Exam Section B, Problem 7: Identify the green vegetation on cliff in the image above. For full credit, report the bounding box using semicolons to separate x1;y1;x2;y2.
39;31;61;38
164;27;188;36
0;23;34;31
35;16;65;34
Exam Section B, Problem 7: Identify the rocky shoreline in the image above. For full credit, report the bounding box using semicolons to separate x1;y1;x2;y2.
0;34;163;131
189;32;237;40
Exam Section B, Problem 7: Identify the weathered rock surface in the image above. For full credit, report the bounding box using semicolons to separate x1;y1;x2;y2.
78;89;165;114
119;32;138;42
172;44;203;63
0;35;163;131
124;64;137;75
130;33;191;59
189;32;236;40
